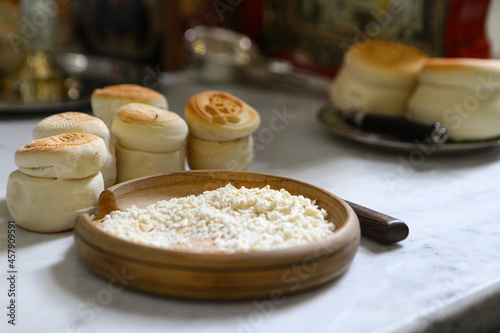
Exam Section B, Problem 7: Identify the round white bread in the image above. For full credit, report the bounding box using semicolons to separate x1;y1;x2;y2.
6;170;104;233
111;103;188;152
32;111;116;187
341;40;429;87
407;84;500;141
185;91;260;141
331;67;414;116
407;58;500;141
331;40;428;116
417;58;500;89
33;112;111;145
115;143;185;183
187;134;253;171
15;132;107;179
91;84;168;127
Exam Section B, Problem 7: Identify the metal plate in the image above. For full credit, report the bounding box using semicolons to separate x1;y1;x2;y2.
317;103;500;153
0;53;147;113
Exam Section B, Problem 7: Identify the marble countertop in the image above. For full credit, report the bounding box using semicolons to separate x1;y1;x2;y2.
1;73;500;333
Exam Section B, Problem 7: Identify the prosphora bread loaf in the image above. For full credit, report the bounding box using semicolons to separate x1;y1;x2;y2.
91;84;168;127
184;91;260;142
187;134;253;171
111;103;188;152
331;40;428;116
33;111;110;144
185;91;260;171
415;58;500;89
114;144;185;183
7;132;106;232
32;112;116;187
111;103;188;182
407;58;500;141
6;170;104;233
14;132;107;179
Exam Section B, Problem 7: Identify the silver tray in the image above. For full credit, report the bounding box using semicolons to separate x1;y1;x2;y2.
0;53;147;113
317;103;500;153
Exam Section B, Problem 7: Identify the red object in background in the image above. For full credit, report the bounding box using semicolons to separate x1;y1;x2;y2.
445;0;491;58
241;0;264;42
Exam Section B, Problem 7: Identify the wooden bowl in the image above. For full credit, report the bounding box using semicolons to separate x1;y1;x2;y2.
74;171;360;300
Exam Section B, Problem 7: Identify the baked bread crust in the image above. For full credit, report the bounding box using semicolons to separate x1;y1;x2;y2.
331;40;428;116
33;112;111;145
32;112;116;187
91;84;168;127
185;91;260;141
15;132;106;179
343;40;429;88
418;58;500;89
112;103;188;152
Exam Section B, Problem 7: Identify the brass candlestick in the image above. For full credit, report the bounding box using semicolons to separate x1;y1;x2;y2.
6;50;66;104
1;0;66;105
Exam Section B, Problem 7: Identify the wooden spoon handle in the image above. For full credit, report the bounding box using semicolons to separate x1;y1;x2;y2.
345;200;409;244
95;189;119;219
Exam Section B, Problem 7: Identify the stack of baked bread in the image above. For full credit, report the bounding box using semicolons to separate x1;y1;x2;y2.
185;91;260;170
331;39;428;118
6;84;260;233
6;133;106;233
112;103;188;182
331;39;500;141
406;58;500;141
32;112;116;188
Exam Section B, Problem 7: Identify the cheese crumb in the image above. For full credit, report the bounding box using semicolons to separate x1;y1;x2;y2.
98;184;335;252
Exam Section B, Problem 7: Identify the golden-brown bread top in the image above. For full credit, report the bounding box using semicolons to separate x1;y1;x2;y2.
343;40;428;87
111;103;188;152
115;103;183;125
17;132;102;153
418;58;500;89
35;111;99;127
185;91;260;141
33;112;110;144
91;84;168;127
91;84;167;104
15;132;107;179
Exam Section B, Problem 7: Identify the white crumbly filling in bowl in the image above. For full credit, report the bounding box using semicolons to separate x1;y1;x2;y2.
98;184;335;253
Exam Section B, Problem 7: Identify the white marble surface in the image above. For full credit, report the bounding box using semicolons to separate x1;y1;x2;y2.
1;74;500;333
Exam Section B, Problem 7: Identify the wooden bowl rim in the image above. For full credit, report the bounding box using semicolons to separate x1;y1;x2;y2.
74;171;360;265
